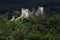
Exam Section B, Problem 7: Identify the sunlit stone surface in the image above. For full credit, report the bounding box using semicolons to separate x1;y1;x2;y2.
15;8;30;20
36;7;44;16
10;16;15;21
20;8;30;18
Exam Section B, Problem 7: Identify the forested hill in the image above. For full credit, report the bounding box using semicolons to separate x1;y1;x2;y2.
0;0;60;13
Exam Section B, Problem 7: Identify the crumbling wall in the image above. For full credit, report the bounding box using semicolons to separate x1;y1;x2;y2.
11;7;44;21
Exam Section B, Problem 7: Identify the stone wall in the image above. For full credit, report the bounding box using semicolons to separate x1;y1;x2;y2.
11;7;44;21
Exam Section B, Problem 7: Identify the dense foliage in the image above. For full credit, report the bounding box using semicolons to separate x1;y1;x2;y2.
0;14;60;40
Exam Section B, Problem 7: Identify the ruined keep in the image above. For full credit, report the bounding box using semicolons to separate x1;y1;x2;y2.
11;7;44;21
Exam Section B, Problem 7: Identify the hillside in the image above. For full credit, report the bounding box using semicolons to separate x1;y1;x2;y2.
0;14;60;40
0;0;60;40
